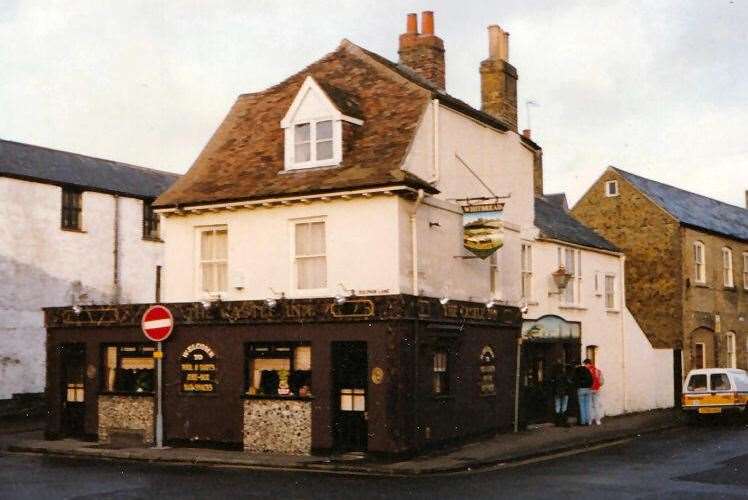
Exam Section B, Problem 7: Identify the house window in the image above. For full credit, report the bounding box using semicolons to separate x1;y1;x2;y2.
743;253;748;290
245;344;312;397
604;274;616;309
199;227;228;295
594;271;602;296
604;180;619;197
142;200;160;239
693;241;706;284
102;345;155;393
521;244;532;300
292;119;334;166
559;247;581;305
694;342;705;370
489;252;499;296
294;220;327;290
722;247;734;288
433;350;449;395
726;332;737;369
61;187;82;230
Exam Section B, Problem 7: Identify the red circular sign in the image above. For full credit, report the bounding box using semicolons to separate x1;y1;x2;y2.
141;305;174;342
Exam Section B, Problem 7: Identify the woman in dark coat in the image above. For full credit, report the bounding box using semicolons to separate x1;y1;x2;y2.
549;362;572;426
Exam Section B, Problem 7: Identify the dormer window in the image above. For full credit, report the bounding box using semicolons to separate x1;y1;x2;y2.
281;76;363;171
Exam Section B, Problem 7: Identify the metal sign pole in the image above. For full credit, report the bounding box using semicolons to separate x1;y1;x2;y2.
156;340;164;448
514;336;523;433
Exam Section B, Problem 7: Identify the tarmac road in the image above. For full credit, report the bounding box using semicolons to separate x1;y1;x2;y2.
1;423;746;500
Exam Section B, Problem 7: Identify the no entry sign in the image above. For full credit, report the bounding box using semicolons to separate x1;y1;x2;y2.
141;305;174;342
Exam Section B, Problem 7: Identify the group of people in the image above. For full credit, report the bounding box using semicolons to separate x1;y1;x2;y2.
548;358;604;426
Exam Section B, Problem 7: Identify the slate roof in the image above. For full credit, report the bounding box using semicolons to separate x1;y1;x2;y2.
543;193;569;211
0;139;179;199
154;39;538;208
613;167;748;242
535;196;619;252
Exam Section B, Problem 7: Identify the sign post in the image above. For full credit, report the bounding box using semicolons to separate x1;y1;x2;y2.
141;305;174;449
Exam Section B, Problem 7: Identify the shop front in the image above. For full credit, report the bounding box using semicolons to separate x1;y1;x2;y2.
520;315;581;425
45;295;521;456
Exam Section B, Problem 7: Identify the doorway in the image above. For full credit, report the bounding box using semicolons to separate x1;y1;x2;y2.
522;340;580;424
331;342;367;452
61;344;86;437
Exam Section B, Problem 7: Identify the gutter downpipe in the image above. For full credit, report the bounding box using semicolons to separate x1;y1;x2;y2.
411;188;425;450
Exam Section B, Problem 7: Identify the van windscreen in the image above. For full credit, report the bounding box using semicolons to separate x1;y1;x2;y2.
687;374;707;392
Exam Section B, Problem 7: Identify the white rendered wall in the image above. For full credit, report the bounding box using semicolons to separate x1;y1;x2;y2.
161;195;401;302
525;240;673;416
0;177;165;399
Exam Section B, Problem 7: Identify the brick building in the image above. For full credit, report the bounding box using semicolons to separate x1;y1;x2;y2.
572;167;748;382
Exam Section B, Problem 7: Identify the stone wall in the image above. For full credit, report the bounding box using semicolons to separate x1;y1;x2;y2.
98;395;154;445
571;169;683;348
243;399;311;455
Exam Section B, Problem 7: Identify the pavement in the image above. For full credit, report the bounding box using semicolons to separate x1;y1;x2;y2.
0;409;683;476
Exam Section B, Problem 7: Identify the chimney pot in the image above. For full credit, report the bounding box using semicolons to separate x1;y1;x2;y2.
406;13;418;34
422;11;435;35
488;25;509;61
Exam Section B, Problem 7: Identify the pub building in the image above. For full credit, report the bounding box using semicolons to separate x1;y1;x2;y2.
45;296;521;455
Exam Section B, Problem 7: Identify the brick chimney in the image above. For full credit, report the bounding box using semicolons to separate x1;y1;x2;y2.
480;25;518;131
398;11;446;90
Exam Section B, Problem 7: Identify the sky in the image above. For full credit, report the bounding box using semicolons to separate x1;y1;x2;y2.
2;0;747;207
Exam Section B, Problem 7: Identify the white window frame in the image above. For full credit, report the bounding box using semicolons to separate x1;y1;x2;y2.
722;247;734;288
594;271;602;296
196;226;228;298
725;331;737;369
291;218;328;294
280;76;362;171
559;246;582;306
604;180;619;197
521;244;532;301
693;241;706;284
604;273;616;310
743;252;748;290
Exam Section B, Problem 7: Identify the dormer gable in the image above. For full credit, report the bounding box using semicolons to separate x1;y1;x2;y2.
281;76;363;171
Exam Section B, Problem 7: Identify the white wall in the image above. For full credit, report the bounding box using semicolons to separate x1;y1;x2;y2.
162;195;401;302
524;239;673;416
0;177;165;399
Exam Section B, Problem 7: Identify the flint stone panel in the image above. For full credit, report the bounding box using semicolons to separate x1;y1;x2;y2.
98;395;154;445
243;399;311;455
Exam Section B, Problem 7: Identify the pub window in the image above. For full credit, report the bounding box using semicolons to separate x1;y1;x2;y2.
246;344;312;397
102;345;155;393
142;200;160;239
521;244;532;300
294;220;327;290
199;227;228;294
433;350;449;395
61;187;82;230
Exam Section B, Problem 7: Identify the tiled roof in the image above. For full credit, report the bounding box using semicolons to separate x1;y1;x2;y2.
535;196;619;252
613;167;748;242
155;39;538;208
543;193;569;211
0;139;179;199
155;40;437;208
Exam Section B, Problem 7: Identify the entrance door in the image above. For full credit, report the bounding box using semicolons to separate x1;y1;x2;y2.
522;341;580;424
61;344;86;437
332;342;367;452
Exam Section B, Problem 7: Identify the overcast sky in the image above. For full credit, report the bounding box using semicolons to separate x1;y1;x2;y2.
2;0;747;207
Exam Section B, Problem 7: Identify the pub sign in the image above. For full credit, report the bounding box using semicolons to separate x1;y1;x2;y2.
181;343;217;393
462;202;504;259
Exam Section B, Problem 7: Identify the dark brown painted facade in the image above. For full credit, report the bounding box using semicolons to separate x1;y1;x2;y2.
45;295;520;455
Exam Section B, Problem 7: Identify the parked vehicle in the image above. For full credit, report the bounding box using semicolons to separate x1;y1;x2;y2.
682;368;748;422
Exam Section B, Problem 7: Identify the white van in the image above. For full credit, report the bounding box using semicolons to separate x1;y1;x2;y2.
682;368;748;419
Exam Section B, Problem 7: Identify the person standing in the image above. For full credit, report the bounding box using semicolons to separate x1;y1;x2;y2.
573;360;594;426
549;362;572;427
585;359;604;425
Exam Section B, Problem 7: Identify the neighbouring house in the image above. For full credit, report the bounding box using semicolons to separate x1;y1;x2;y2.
521;194;673;424
0;139;178;409
43;11;671;455
572;167;748;388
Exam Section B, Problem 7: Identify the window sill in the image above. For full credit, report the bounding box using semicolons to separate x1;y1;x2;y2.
61;227;86;234
431;394;455;401
722;286;736;291
142;236;164;243
98;391;154;397
280;162;341;174
242;394;314;401
693;282;708;288
558;304;587;311
605;309;620;314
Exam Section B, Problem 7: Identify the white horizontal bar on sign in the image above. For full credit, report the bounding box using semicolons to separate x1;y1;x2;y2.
144;319;172;329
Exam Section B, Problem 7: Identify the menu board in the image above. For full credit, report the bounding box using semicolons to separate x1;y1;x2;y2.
181;343;217;393
479;346;496;396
